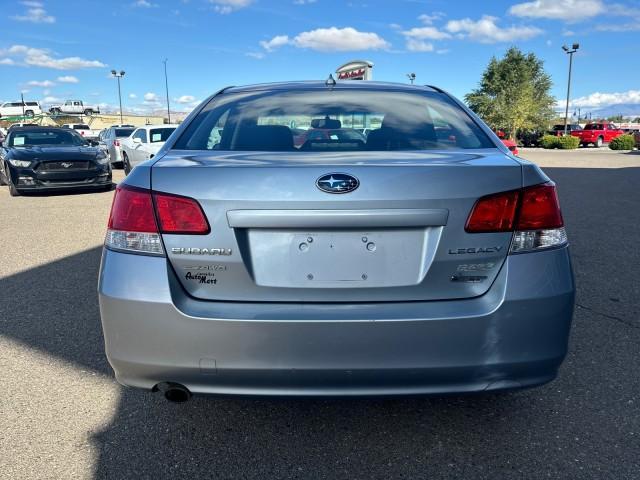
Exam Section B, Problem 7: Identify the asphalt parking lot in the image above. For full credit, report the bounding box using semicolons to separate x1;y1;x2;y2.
1;148;639;479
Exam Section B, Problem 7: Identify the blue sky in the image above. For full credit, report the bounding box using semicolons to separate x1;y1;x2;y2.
1;0;639;115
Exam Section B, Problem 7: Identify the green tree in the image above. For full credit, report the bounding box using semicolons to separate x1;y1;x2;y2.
465;47;555;139
606;115;624;123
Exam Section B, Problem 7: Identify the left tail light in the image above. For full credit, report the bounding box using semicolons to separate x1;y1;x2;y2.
105;184;209;255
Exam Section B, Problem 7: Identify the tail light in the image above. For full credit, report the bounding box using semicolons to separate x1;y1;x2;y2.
466;182;567;253
508;145;519;155
105;185;209;255
113;139;120;147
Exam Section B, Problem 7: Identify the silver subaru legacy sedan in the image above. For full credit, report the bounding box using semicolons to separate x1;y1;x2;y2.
98;81;574;402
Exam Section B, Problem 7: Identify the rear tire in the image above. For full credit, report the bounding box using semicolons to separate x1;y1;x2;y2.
0;169;7;186
123;153;131;175
84;109;92;116
25;110;34;117
594;136;603;148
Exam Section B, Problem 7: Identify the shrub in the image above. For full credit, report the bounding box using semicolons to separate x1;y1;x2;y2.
541;135;559;149
609;134;635;150
556;135;580;149
541;134;579;149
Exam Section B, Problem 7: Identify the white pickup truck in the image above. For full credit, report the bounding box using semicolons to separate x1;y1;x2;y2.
49;100;100;116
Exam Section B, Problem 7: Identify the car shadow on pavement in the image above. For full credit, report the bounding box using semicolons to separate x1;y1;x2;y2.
0;167;638;479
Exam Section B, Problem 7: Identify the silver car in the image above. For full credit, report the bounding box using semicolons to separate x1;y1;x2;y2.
98;126;135;167
98;82;575;402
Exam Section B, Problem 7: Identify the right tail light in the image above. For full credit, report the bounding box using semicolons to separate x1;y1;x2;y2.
466;182;567;253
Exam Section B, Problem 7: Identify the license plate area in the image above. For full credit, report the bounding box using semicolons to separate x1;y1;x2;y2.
246;229;431;288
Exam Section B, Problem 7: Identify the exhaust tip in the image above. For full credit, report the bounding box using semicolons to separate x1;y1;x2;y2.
154;382;192;403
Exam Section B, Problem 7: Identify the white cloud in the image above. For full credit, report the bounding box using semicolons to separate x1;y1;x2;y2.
596;23;640;32
129;93;137;99
259;28;389;52
445;15;543;43
406;39;434;52
209;0;252;14
11;1;55;23
293;0;317;3
42;96;63;104
292;27;389;51
0;58;15;65
245;52;265;59
175;95;196;104
418;12;445;25
259;35;290;52
57;75;78;83
570;90;640;108
27;79;55;87
509;0;604;21
144;92;159;102
0;45;105;70
132;0;157;6
402;26;451;40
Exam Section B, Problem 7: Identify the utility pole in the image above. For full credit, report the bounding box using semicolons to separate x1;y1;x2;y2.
562;43;579;135
111;70;126;125
163;59;171;124
21;92;25;116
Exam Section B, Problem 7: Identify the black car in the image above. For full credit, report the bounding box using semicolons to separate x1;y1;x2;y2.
549;123;582;136
0;127;112;196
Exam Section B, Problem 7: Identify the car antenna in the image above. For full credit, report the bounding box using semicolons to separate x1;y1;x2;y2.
325;74;336;88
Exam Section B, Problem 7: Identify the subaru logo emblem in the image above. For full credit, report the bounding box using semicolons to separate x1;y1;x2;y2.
316;173;359;194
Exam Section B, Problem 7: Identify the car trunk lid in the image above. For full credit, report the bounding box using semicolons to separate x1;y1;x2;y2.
153;150;521;303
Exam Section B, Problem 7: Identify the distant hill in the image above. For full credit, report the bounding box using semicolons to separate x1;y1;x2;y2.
590;103;640;118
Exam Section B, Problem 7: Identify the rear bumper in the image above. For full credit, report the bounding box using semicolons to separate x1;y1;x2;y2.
98;246;575;396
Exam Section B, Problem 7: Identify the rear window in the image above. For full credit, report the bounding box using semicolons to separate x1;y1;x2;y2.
115;128;135;137
149;128;176;143
73;124;90;130
173;88;494;152
585;124;604;130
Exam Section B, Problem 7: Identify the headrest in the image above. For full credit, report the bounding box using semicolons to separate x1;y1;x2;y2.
233;125;293;151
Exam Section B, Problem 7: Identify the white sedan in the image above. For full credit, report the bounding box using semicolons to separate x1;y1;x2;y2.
120;124;178;174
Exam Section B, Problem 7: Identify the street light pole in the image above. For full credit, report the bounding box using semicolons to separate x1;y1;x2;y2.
111;69;126;125
163;59;171;124
562;43;579;136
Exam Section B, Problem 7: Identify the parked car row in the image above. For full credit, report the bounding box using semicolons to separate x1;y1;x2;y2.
0;98;101;119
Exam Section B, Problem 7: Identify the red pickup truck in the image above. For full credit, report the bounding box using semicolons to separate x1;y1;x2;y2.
571;123;623;147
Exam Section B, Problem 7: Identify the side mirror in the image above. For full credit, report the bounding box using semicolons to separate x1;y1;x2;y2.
133;137;142;144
